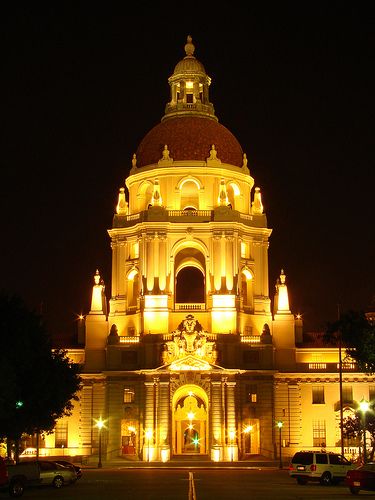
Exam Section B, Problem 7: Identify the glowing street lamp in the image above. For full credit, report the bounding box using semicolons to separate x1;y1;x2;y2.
145;429;153;462
359;399;370;464
95;417;105;468
277;421;283;469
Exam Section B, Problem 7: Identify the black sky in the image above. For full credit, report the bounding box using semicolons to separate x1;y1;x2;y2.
2;5;374;340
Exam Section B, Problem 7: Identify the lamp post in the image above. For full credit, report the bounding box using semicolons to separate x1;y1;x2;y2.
277;421;283;469
359;399;369;464
95;417;105;469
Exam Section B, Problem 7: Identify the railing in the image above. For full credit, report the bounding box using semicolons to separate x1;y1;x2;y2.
308;362;327;370
168;210;211;217
175;303;206;310
118;336;141;344
240;213;253;221
126;213;140;221
241;335;261;344
114;209;259;228
338;362;356;370
296;362;358;372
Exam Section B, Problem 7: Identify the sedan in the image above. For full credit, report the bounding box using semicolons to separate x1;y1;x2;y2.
346;462;375;495
54;460;82;480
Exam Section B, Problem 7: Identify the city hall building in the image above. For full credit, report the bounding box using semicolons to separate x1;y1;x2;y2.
43;37;373;463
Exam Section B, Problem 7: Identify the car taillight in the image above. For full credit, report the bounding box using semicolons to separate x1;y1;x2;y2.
310;464;316;471
288;464;293;470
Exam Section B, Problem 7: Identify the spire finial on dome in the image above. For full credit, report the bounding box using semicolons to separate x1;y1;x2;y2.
184;35;195;57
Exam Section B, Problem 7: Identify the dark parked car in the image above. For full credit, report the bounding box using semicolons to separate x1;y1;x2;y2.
6;460;76;492
54;460;82;480
346;462;375;495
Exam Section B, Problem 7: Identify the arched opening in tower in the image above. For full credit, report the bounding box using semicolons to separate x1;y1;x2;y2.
176;267;204;303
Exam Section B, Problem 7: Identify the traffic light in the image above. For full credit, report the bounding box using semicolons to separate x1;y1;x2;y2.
15;400;24;409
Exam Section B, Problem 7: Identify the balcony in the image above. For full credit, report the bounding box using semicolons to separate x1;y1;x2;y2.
113;208;266;228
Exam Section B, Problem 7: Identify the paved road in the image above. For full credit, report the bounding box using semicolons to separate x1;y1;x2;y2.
3;468;373;499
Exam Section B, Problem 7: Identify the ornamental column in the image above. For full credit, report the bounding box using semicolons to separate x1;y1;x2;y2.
143;380;157;461
213;233;221;291
225;234;234;291
146;234;154;292
159;233;167;292
117;237;126;297
158;381;170;461
210;381;223;461
225;381;238;461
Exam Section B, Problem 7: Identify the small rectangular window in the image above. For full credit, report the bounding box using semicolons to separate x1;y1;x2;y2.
123;387;135;403
54;421;68;448
312;386;325;404
312;420;326;447
246;384;257;403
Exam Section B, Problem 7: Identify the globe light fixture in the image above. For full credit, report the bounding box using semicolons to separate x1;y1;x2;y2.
359;399;370;464
95;417;105;468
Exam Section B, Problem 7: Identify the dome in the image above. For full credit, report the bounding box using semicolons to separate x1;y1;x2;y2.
173;57;206;76
172;35;207;76
136;116;244;168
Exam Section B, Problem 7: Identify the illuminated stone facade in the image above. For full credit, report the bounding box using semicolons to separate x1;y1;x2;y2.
45;37;373;463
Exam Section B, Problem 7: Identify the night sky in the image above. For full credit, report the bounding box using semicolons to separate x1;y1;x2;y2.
2;5;374;341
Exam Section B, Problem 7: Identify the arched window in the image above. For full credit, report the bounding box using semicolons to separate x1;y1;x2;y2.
176;267;204;303
180;180;200;210
227;182;241;210
136;181;153;211
241;268;254;310
127;268;139;308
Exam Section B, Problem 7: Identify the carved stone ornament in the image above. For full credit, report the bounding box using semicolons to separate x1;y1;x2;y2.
161;314;218;368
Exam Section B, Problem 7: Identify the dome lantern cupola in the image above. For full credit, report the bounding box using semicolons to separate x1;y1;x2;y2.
163;35;217;122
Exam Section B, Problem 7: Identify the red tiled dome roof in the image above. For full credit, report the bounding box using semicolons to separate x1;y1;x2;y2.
136;116;243;168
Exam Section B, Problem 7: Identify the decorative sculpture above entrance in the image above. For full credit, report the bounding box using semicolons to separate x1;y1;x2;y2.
162;314;217;366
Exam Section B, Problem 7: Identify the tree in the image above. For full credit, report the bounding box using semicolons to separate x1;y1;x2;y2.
325;310;375;373
0;293;81;460
343;404;375;462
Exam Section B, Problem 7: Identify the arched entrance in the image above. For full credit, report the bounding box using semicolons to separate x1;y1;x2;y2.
172;385;208;456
